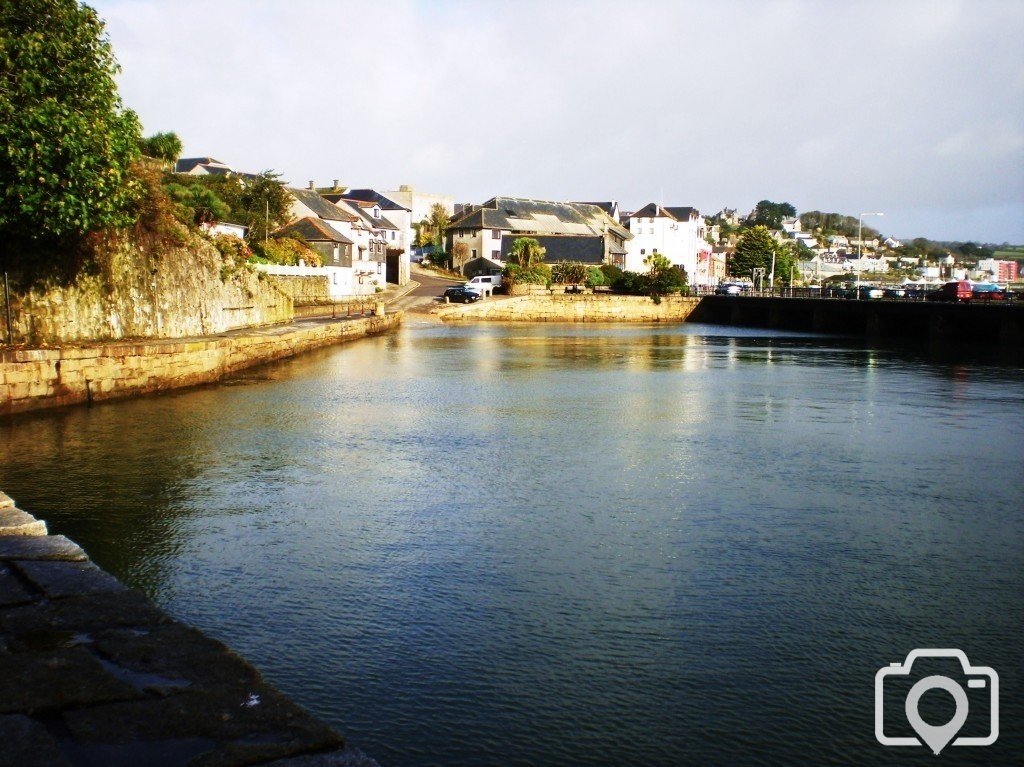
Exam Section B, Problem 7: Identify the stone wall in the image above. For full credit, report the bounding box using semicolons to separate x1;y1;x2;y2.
264;274;332;304
438;294;701;322
3;235;293;346
0;313;401;417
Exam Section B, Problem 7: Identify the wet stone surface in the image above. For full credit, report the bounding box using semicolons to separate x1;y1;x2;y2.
0;501;359;766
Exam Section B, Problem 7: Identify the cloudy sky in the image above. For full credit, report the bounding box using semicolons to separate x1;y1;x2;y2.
91;0;1024;243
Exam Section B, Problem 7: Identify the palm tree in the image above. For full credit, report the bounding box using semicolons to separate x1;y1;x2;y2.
508;237;546;270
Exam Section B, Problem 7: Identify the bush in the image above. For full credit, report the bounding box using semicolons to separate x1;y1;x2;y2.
599;263;624;282
502;262;551;287
550;261;589;284
585;266;606;288
249;236;322;266
611;271;649;294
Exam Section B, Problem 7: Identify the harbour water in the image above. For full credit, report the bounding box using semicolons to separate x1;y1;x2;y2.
1;322;1021;765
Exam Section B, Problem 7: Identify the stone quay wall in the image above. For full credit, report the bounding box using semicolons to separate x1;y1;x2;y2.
0;488;371;766
1;313;401;417
438;294;701;322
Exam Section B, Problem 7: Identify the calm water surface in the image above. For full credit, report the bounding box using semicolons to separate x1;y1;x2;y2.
1;322;1022;766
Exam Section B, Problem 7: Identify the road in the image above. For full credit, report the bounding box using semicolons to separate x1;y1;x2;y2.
387;265;464;314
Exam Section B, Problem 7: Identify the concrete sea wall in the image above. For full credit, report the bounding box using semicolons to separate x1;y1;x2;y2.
439;294;701;322
1;313;401;417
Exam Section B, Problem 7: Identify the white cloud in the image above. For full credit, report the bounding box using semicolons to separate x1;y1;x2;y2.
92;0;1024;242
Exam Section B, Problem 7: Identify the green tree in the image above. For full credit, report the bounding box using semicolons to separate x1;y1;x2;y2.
730;225;777;280
418;203;450;249
751;200;796;230
507;237;546;270
164;181;230;226
0;0;142;253
239;171;290;243
551;260;588;284
138;131;182;165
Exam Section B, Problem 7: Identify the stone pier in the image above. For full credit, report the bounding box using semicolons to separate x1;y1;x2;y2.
0;489;375;767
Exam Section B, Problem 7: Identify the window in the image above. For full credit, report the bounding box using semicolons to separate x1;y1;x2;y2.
649;228;654;234
390;231;395;240
492;250;500;259
373;207;380;218
472;249;477;258
640;248;646;255
492;229;500;239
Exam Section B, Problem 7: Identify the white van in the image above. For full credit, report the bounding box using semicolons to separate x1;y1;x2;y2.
464;275;502;296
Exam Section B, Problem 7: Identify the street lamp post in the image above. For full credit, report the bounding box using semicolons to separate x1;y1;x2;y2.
856;212;884;298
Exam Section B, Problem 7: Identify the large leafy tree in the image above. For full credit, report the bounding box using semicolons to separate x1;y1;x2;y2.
750;200;796;230
0;0;142;249
729;225;777;280
239;171;290;243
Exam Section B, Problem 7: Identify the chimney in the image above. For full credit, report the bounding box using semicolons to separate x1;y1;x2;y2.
333;179;339;189
308;180;315;190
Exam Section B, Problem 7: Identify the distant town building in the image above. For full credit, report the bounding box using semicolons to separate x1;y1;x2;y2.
976;258;1019;282
624;204;712;285
446;197;630;275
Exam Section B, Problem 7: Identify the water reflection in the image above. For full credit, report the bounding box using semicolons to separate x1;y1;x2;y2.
1;322;1022;767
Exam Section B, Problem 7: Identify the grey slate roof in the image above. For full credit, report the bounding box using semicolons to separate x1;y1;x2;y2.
631;203;699;221
274;217;354;244
323;196;400;231
343;189;410;211
449;197;630;240
501;235;606;264
175;157;228;173
289;188;359;222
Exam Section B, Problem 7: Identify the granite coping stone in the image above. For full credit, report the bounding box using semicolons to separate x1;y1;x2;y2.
0;535;87;561
15;559;128;599
0;590;171;637
0;507;48;536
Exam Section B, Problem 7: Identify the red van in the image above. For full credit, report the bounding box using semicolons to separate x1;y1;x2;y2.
927;280;973;302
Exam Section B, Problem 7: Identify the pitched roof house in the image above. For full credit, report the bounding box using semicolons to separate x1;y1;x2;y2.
446;197;631;274
174;157;235;176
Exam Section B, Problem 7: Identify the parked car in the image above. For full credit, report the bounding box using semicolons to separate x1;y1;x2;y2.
971;282;1006;301
844;285;883;299
927;280;973;302
465;275;502;296
883;286;906;298
443;286;482;303
715;282;744;295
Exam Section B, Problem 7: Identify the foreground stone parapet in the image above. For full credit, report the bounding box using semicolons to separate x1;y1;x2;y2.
0;496;371;766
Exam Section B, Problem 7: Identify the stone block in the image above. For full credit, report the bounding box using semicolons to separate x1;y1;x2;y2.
0;591;169;639
0;563;36;607
0;647;141;714
0;714;73;767
63;684;342;764
0;507;47;536
15;560;126;599
0;535;87;562
92;623;262;689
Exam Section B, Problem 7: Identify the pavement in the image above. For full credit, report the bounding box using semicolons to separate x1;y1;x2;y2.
0;489;378;767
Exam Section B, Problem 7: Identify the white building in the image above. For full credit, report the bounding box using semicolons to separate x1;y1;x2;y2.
284;188;385;295
383;185;455;234
624;204;713;285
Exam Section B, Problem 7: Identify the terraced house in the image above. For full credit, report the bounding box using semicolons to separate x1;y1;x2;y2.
446;197;631;277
